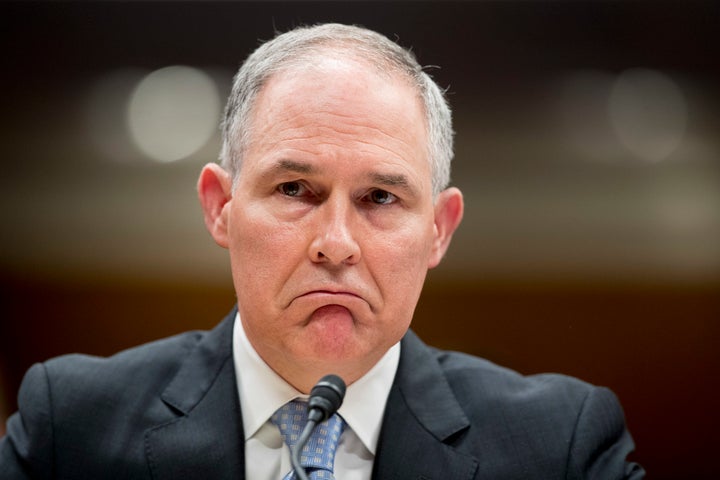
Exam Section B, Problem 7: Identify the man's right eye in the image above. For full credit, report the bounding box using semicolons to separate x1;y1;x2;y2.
278;181;304;197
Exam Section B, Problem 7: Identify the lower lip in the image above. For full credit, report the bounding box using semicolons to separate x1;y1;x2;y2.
310;304;355;324
313;303;351;314
291;291;368;314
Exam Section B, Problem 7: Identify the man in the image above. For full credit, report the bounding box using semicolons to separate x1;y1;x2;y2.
0;24;643;479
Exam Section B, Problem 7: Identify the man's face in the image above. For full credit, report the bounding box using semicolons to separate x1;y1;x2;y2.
216;58;450;390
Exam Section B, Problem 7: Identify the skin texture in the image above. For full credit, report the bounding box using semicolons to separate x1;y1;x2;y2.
198;55;463;393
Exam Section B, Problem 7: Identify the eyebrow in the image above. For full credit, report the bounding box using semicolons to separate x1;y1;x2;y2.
370;172;410;189
256;159;317;183
272;159;317;175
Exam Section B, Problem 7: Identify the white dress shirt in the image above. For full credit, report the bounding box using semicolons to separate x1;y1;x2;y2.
232;313;400;480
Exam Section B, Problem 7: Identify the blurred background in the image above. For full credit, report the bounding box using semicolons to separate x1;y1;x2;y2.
1;1;718;477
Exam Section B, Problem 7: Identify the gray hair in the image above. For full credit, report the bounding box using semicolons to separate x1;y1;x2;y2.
220;23;454;197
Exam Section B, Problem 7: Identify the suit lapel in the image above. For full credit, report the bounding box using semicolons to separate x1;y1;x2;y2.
372;330;479;480
145;309;245;479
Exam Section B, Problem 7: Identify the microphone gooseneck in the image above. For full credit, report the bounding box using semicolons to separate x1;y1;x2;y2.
290;374;347;480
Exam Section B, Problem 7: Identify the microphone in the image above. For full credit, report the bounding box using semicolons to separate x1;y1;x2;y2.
291;374;346;480
307;374;346;423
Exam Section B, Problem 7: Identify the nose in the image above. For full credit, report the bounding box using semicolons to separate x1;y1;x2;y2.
308;198;361;266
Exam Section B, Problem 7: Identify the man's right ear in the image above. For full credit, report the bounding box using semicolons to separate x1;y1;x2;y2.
197;163;233;248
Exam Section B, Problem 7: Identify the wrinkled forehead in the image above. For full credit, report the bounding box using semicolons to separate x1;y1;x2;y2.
246;50;429;145
252;56;427;142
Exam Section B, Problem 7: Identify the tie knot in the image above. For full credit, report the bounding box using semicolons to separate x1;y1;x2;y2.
271;400;345;480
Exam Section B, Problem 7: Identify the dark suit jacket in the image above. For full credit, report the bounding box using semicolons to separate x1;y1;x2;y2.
0;308;643;479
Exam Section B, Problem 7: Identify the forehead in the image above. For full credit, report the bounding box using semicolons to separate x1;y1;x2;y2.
244;56;430;174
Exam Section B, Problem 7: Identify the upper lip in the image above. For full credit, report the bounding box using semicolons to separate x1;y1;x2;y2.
300;288;361;298
295;281;367;299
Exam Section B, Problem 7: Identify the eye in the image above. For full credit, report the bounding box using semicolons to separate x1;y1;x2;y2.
368;189;397;205
278;181;306;197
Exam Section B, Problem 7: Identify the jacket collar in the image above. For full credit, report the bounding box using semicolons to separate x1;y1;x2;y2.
145;308;245;479
372;330;479;480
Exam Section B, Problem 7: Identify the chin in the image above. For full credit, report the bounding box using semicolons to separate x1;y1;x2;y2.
305;331;360;359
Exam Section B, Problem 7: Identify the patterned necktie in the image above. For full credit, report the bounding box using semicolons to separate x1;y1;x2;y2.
271;400;346;480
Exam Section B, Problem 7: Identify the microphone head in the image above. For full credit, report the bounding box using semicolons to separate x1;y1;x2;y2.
307;374;346;422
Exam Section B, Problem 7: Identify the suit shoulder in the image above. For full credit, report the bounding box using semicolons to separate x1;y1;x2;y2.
399;334;642;477
38;329;207;408
46;329;204;376
431;347;598;419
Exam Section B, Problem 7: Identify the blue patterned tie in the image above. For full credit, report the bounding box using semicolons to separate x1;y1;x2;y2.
271;400;346;480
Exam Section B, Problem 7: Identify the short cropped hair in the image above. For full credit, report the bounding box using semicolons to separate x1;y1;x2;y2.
220;23;454;197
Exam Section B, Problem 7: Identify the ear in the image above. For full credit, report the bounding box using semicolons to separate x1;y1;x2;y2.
428;187;464;269
197;163;233;248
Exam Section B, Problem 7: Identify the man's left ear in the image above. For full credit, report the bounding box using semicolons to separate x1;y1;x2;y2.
428;187;464;269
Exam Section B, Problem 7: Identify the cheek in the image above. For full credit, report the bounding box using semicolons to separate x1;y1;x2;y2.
227;206;306;292
369;219;435;296
367;230;431;344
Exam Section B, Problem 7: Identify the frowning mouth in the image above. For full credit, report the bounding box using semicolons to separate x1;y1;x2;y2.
298;290;362;300
291;289;368;310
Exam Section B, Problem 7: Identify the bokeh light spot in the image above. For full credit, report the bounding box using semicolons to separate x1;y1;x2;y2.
608;68;687;162
127;65;221;163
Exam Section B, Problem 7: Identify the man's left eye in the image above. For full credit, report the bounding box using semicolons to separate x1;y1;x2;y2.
368;190;397;205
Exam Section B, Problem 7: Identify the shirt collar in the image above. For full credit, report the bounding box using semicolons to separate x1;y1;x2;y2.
232;312;399;455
